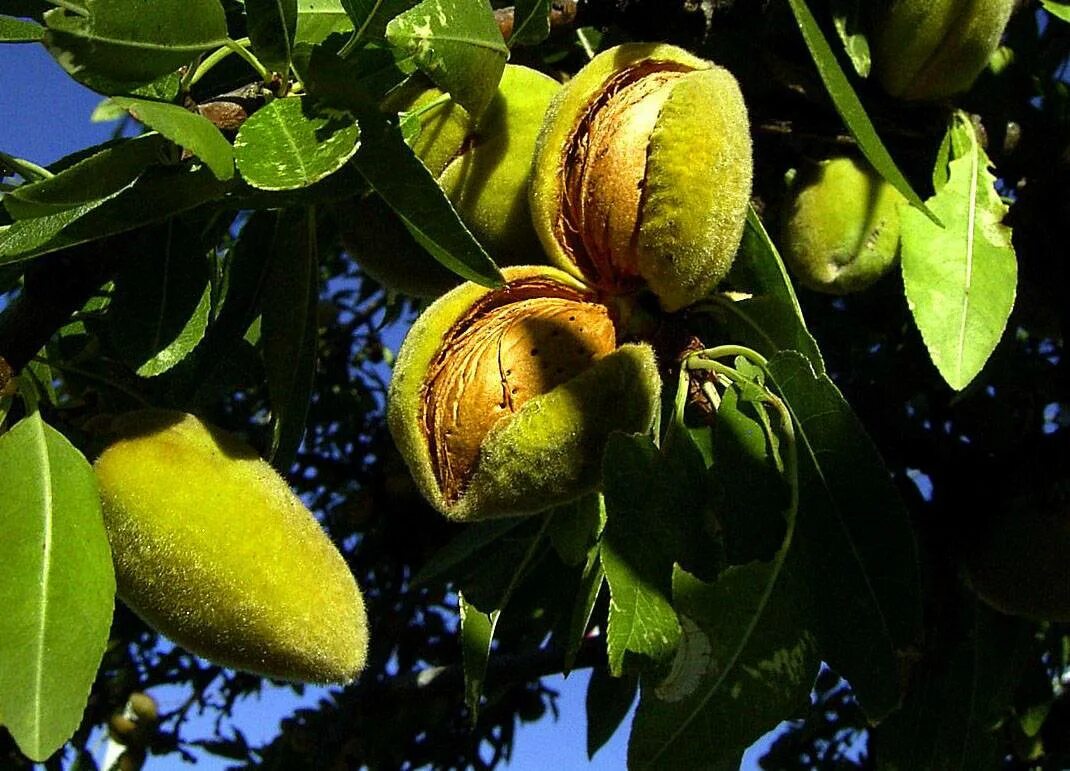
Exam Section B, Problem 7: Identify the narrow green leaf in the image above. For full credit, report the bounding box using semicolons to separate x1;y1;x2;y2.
385;0;507;118
234;97;360;191
337;0;416;53
108;222;212;377
3;134;167;220
459;592;499;725
42;0;228;84
110;98;234;181
295;0;353;45
0;14;44;42
829;0;870;77
1042;0;1070;22
719;207;824;373
0;413;115;762
784;0;935;223
766;350;921;721
547;493;604;568
246;0;298;74
565;546;604;673
352;110;503;287
510;0;551;47
586;667;638;760
299;40;416;113
262;208;319;469
900;112;1017;391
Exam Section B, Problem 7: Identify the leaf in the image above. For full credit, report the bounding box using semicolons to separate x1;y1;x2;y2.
337;0;416;54
0;15;44;42
586;667;638;760
110;98;234;181
784;0;934;223
262;208;319;469
1042;0;1070;22
627;426;816;771
600;434;701;676
510;0;551;47
42;0;228;85
295;0;353;45
234;97;360;191
875;600;1034;770
900;112;1017;391
352;109;503;287
830;0;870;77
565;545;604;673
108;221;212;377
299;40;416;113
721;206;825;373
765;350;921;721
385;0;507;118
411;518;526;587
3;133;167;220
547;493;604;568
459;591;499;725
0;413;115;762
0;165;228;265
246;0;298;74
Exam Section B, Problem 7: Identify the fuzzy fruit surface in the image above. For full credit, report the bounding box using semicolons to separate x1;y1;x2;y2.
872;0;1015;101
388;266;661;521
781;156;906;295
94;410;368;684
965;488;1070;622
530;43;752;312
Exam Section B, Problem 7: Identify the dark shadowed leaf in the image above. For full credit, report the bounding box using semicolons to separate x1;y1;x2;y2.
246;0;298;74
459;592;498;724
337;0;416;54
510;0;551;47
586;667;638;760
0;413;115;762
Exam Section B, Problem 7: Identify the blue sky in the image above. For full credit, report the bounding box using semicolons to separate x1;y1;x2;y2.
0;39;787;771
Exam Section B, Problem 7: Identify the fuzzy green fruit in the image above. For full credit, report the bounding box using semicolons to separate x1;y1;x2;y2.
388;266;661;520
94;410;368;684
872;0;1015;101
530;43;752;313
781;156;905;295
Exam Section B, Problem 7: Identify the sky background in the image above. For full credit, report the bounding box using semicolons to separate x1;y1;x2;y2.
0;39;786;771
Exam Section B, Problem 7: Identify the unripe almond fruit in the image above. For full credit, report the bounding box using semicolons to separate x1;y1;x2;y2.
872;0;1015;101
781;156;905;295
93;410;368;684
388;266;661;520
530;43;752;312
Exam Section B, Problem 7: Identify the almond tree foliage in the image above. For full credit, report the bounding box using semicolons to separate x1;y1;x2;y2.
0;0;1069;769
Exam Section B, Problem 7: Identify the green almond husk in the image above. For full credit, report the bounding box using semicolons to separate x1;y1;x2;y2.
387;265;661;520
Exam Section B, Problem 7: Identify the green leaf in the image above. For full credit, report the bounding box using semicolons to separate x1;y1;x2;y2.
0;14;44;42
1042;0;1070;22
108;222;212;377
352;110;502;288
720;207;824;373
385;0;507;118
830;0;870;77
411;518;526;587
262;208;319;469
0;165;228;264
246;0;298;74
337;0;416;54
234;97;360;191
299;40;416;113
0;413;115;762
548;493;604;568
3;133;167;220
586;667;638;760
876;600;1034;770
600;434;696;676
784;0;934;223
766;351;921;721
900;112;1017;391
43;0;228;85
109;98;235;181
295;0;353;45
510;0;551;47
565;545;604;673
459;591;499;725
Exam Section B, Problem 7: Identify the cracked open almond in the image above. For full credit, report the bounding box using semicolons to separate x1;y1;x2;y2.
387;266;660;520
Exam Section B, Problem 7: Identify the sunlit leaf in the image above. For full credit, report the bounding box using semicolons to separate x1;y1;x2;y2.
0;15;43;42
110;97;234;181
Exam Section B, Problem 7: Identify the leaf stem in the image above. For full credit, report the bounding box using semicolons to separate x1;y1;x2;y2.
190;38;271;88
0;151;53;181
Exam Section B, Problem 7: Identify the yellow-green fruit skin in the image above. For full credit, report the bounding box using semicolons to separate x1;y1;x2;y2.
94;411;368;684
388;266;661;521
529;43;752;312
781;156;905;295
872;0;1015;101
